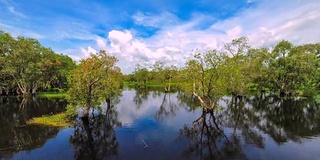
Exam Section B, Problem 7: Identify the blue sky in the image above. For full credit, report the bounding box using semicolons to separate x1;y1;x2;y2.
1;0;320;73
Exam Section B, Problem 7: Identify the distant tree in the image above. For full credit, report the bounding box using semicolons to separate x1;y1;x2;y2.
133;64;149;87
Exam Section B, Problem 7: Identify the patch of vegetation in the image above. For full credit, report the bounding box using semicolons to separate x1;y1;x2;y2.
27;105;77;128
37;92;67;98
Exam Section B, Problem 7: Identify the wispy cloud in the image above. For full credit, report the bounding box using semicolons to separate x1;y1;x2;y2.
7;6;27;18
133;12;180;28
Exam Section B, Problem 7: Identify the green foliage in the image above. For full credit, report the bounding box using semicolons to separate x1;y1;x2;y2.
267;40;319;95
0;30;75;95
180;50;226;111
67;50;122;117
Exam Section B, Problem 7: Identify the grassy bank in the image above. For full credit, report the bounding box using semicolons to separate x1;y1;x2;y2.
27;112;72;128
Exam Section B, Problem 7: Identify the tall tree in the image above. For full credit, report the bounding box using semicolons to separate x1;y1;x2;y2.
223;37;251;97
181;50;226;112
269;40;318;96
67;50;121;118
133;64;149;87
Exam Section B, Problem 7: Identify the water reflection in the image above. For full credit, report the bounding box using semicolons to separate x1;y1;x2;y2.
0;96;66;158
70;112;119;159
2;89;320;160
179;111;248;160
179;93;320;159
155;93;179;121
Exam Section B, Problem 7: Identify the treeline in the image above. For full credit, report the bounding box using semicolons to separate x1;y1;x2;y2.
0;30;76;95
125;37;320;98
1;30;320;115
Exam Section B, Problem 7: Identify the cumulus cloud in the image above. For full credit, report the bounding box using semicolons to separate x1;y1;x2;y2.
105;0;320;73
39;0;320;74
80;46;97;58
96;36;107;50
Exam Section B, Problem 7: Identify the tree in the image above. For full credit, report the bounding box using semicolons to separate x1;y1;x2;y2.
67;50;121;118
222;37;251;97
163;65;177;92
133;64;149;87
247;48;272;92
0;30;75;95
269;40;318;96
151;61;165;84
3;36;44;95
181;50;226;112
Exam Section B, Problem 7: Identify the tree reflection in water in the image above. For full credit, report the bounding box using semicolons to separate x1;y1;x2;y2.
133;88;149;109
70;103;121;160
179;110;248;160
0;96;66;158
179;94;320;159
155;93;179;121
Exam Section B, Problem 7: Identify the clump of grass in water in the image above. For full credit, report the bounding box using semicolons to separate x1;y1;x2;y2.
37;92;67;98
27;112;72;128
27;105;77;127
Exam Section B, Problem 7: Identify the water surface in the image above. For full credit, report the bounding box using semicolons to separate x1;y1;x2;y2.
1;89;320;160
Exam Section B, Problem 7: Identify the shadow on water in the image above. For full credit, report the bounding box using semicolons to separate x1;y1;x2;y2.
0;96;66;158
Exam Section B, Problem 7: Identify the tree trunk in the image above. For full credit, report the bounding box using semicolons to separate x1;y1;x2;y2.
32;87;37;95
280;82;286;97
83;85;92;118
168;77;171;92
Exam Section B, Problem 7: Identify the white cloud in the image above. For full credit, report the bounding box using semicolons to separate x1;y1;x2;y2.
104;0;319;73
96;36;107;50
80;46;97;58
13;0;317;74
108;30;133;45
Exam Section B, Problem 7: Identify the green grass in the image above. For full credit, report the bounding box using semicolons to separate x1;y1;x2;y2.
124;81;179;87
37;92;67;98
27;112;72;128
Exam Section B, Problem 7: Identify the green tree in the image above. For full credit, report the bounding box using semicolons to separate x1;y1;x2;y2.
67;50;121;118
247;48;272;92
163;65;177;92
181;50;226;112
222;37;251;97
133;64;149;87
269;40;318;96
3;36;44;95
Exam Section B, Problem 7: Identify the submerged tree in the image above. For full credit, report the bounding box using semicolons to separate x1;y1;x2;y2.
67;50;122;118
269;41;319;96
222;37;252;97
181;50;227;112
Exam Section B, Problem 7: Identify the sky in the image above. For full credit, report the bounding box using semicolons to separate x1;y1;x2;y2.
1;0;320;74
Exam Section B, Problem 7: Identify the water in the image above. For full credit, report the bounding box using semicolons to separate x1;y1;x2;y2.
1;89;320;160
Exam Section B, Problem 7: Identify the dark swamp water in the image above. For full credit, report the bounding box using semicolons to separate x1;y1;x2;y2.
1;88;320;160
